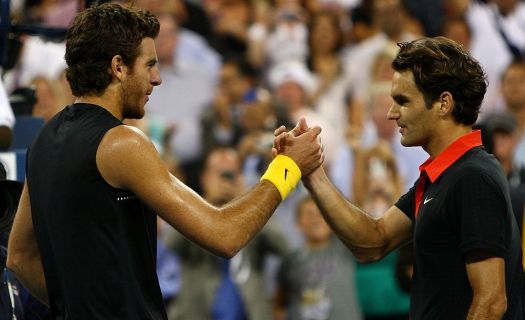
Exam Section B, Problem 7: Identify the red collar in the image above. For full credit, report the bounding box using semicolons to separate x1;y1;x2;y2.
419;130;482;183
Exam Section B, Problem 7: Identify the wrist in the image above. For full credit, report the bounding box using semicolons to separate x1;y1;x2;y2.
260;155;301;200
302;166;324;190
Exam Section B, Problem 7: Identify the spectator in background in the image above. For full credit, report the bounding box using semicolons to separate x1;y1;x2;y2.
268;61;341;168
403;0;445;37
351;142;409;320
29;72;74;122
164;147;289;320
483;112;525;189
156;217;181;306
304;0;362;13
346;3;376;49
342;0;420;103
451;0;525;112
246;0;273;69
236;97;286;187
204;0;251;58
200;57;261;157
307;9;355;142
500;60;525;168
18;0;77;27
477;112;525;239
352;142;403;213
136;0;215;42
147;12;221;193
0;79;15;149
274;195;363;320
248;2;309;68
440;16;472;50
2;35;66;95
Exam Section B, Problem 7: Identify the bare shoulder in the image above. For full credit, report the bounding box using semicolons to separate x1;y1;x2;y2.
96;124;161;189
99;124;151;151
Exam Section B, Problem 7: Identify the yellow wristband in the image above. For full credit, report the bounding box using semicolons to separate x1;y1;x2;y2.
260;155;302;200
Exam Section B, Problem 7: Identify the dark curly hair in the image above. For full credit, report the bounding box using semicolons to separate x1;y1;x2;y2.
65;3;160;97
392;37;487;126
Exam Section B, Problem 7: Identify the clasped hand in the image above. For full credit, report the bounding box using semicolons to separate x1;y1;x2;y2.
271;118;324;176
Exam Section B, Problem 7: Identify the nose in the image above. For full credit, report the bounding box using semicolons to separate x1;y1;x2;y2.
151;67;162;86
387;102;400;121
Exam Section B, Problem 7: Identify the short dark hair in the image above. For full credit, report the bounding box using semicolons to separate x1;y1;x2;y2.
392;36;487;126
65;3;160;97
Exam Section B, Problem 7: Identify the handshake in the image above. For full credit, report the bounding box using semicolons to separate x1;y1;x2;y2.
259;118;324;201
271;117;324;177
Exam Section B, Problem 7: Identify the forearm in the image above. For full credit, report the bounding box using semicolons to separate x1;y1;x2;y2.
6;182;48;304
163;178;281;258
466;255;507;320
7;254;48;305
303;167;390;262
206;154;298;256
215;180;281;256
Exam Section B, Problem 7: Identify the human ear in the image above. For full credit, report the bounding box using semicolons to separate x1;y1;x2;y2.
438;91;454;116
111;55;126;81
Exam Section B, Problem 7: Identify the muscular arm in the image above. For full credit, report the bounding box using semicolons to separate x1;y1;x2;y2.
97;125;322;258
303;166;413;263
6;182;48;305
466;252;507;319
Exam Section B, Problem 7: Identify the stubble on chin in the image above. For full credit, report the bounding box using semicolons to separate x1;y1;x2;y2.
400;136;414;148
124;111;145;120
122;104;145;120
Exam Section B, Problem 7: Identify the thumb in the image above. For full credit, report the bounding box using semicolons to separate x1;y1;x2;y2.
291;118;309;137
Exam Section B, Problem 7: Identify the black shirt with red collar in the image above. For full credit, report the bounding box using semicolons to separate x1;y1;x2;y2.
395;130;523;319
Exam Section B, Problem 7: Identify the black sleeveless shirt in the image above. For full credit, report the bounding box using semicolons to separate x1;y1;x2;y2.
26;103;167;319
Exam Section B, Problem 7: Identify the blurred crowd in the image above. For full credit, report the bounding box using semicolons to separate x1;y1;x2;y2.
2;0;525;319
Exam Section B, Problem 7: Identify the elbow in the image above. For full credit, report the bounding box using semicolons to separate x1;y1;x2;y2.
351;246;387;264
473;291;507;318
343;219;392;264
354;253;383;264
206;214;249;258
490;294;507;317
212;244;239;259
223;239;246;258
218;248;238;259
207;233;243;259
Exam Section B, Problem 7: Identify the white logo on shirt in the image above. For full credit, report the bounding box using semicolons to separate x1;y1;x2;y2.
423;197;433;204
116;195;136;201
